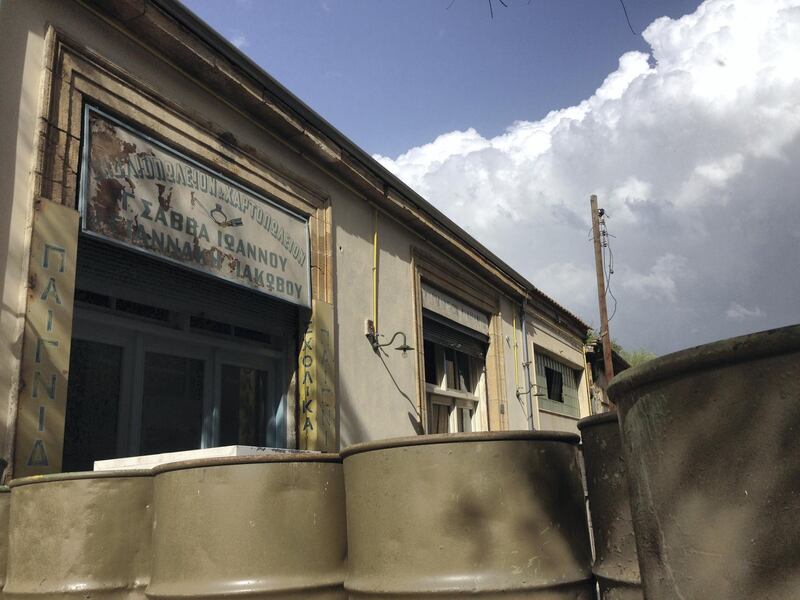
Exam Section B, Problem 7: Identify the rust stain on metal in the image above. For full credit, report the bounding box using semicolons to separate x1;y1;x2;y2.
156;183;173;210
81;108;311;307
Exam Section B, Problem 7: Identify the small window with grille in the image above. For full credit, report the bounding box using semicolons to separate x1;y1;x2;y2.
535;351;580;418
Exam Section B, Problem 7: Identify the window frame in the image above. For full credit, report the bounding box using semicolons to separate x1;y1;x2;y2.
422;339;487;434
70;303;286;461
534;350;581;418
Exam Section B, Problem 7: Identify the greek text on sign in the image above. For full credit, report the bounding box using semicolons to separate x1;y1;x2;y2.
80;107;311;307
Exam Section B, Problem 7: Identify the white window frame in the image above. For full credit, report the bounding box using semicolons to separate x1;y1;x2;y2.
424;342;487;433
70;305;286;458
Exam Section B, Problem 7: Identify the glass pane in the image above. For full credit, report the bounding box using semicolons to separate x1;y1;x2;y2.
457;407;474;433
429;401;451;434
457;352;472;392
545;367;564;402
220;365;270;446
141;352;204;454
444;348;457;390
423;340;437;385
63;339;123;471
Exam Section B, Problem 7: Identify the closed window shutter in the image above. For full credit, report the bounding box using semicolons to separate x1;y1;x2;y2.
75;236;299;336
422;312;488;358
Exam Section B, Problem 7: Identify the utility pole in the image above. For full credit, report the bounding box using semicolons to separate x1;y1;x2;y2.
590;194;615;393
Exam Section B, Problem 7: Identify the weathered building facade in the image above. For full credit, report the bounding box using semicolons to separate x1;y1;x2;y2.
0;0;594;480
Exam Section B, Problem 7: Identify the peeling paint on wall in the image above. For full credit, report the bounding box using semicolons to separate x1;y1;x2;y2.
298;300;336;451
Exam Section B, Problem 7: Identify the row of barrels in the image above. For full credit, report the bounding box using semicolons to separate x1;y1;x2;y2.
2;324;796;599
0;428;635;600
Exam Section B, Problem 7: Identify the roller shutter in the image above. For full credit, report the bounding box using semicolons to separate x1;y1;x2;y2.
422;311;489;358
75;236;299;336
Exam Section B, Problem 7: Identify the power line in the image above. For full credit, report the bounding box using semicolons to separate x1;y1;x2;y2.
598;210;618;327
619;0;638;35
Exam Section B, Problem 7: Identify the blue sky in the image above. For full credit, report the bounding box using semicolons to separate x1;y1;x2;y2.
184;0;702;157
182;0;800;354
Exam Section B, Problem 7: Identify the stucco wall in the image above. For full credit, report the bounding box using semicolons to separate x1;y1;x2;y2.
0;1;48;460
333;200;422;446
500;298;528;431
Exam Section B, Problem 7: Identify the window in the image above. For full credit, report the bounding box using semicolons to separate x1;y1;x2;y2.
62;294;287;471
62;238;297;471
422;314;488;434
544;367;563;402
535;352;580;418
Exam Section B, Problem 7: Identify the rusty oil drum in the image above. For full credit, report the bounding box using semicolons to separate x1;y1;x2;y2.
578;413;642;600
608;325;800;600
147;454;346;600
4;471;152;600
342;431;594;598
0;486;9;595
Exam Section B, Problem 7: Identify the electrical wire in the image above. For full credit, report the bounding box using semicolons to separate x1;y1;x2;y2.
599;212;618;326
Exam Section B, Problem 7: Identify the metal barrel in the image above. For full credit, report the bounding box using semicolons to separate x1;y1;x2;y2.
608;324;800;600
0;487;9;596
4;471;153;600
342;431;595;599
147;454;346;600
578;413;642;600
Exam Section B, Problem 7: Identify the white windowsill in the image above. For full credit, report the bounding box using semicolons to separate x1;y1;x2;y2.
425;383;479;402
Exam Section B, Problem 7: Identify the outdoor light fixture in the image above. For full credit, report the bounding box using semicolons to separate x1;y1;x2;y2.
365;324;414;357
516;383;547;401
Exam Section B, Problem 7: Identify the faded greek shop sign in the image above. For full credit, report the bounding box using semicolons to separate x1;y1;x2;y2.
298;300;336;452
80;107;311;307
15;199;79;477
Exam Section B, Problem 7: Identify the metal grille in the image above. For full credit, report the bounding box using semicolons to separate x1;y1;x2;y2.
535;352;580;418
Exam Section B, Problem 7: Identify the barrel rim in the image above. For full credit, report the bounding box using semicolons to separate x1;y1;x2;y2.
608;324;800;403
152;452;342;475
341;430;579;458
9;469;153;488
577;411;619;430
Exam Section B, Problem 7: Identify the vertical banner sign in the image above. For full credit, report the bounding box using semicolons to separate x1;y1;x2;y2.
298;300;336;451
14;199;79;477
81;107;311;308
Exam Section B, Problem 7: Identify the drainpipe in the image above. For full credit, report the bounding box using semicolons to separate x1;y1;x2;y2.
520;303;535;430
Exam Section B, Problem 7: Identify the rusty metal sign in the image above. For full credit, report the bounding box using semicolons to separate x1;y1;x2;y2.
79;106;311;307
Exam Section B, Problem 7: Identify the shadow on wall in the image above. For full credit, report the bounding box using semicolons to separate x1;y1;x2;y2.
376;349;423;435
438;441;592;589
337;345;423;449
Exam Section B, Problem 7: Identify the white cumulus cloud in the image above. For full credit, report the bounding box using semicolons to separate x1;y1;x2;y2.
726;302;766;320
375;0;800;354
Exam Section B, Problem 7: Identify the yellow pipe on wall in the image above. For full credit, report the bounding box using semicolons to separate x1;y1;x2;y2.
372;206;378;334
513;312;520;393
